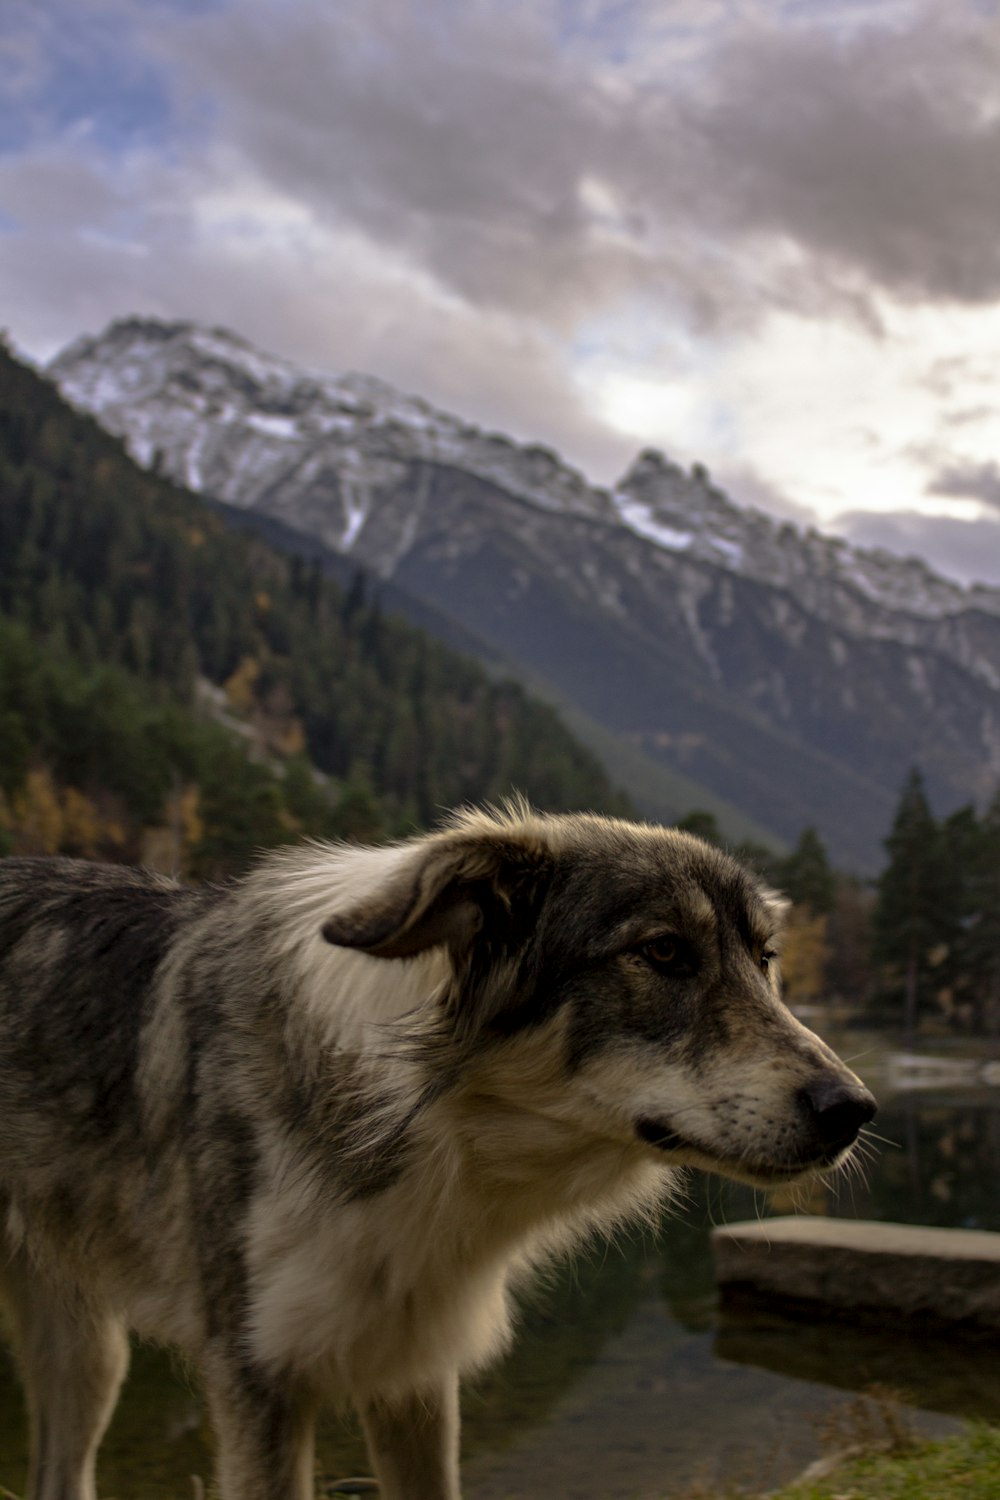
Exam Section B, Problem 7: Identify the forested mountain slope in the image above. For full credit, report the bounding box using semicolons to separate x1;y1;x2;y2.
0;341;627;872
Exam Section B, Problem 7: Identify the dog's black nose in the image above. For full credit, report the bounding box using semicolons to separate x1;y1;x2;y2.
800;1077;877;1154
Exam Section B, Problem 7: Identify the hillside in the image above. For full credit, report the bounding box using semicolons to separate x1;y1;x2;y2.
0;339;629;871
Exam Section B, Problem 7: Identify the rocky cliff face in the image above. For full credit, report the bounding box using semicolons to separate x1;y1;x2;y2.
50;317;1000;868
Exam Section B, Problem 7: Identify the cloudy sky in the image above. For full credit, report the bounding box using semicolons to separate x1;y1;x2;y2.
4;0;1000;585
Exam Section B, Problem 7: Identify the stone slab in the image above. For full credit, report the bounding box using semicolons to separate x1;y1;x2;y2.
712;1217;1000;1330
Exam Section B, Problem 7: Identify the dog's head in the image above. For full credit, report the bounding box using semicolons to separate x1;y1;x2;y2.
321;805;875;1189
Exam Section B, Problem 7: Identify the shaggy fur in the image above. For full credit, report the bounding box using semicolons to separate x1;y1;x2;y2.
0;805;875;1500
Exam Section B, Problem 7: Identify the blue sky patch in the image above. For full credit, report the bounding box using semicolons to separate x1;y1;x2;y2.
0;0;222;157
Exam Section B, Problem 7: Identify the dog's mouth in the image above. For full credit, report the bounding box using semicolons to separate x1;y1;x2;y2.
634;1116;854;1184
636;1117;687;1152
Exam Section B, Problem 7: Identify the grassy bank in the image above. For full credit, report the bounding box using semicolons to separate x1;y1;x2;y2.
775;1421;1000;1499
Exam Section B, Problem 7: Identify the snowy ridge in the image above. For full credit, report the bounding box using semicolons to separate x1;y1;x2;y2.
614;449;1000;624
52;317;1000;628
52;319;615;531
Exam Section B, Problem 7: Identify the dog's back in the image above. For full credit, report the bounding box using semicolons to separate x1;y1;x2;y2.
0;857;208;1200
0;857;199;1134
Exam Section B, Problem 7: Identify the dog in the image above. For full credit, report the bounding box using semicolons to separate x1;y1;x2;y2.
0;804;875;1500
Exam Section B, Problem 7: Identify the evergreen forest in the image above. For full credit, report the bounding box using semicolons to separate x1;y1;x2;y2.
0;340;628;875
870;768;1000;1039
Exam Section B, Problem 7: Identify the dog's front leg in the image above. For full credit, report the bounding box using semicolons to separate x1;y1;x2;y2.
0;1244;130;1500
203;1348;316;1499
360;1376;461;1500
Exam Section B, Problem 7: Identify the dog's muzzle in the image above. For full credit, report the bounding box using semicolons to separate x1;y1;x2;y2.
635;1075;877;1174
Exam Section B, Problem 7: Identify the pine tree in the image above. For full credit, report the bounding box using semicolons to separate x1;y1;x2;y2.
934;804;982;1027
825;875;874;1005
963;792;1000;1032
779;827;835;917
676;809;722;845
871;768;947;1044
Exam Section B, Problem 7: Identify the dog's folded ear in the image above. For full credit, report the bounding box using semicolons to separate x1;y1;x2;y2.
320;830;552;960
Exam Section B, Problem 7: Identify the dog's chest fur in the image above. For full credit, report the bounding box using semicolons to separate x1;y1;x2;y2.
240;1068;670;1399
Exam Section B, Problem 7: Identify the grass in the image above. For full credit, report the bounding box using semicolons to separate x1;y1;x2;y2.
777;1422;1000;1499
668;1391;1000;1500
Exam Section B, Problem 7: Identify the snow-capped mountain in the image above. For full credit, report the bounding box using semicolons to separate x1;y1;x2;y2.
49;317;1000;867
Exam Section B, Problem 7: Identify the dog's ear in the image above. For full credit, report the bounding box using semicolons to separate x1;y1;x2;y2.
320;833;551;959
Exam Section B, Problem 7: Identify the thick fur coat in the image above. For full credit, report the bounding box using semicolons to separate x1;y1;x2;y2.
0;806;875;1500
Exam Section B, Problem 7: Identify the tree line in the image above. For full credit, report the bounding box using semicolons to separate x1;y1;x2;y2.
872;768;1000;1041
681;769;1000;1038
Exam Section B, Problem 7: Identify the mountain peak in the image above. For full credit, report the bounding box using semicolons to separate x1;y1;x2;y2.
51;315;1000;624
52;316;623;525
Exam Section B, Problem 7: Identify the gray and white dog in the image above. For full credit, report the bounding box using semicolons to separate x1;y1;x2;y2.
0;805;875;1500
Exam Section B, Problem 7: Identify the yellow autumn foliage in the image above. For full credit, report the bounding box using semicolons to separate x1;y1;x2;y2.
11;767;63;854
780;908;829;1003
140;784;205;876
7;769;120;857
223;655;260;714
60;786;103;856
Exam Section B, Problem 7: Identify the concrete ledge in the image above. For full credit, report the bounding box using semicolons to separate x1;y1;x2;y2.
712;1217;1000;1331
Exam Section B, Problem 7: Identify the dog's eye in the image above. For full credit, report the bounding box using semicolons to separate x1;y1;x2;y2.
640;936;696;976
760;948;776;974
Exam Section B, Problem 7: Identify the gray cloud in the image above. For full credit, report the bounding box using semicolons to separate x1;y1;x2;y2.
692;9;1000;306
10;0;1000;359
928;460;1000;512
713;463;820;531
0;151;124;230
156;2;665;324
153;0;1000;334
838;508;1000;588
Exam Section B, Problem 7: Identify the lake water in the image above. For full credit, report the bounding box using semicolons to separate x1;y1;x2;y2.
4;1030;1000;1498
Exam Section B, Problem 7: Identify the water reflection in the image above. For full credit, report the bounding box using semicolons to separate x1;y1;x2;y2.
715;1300;1000;1423
3;1056;1000;1498
861;1090;1000;1231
